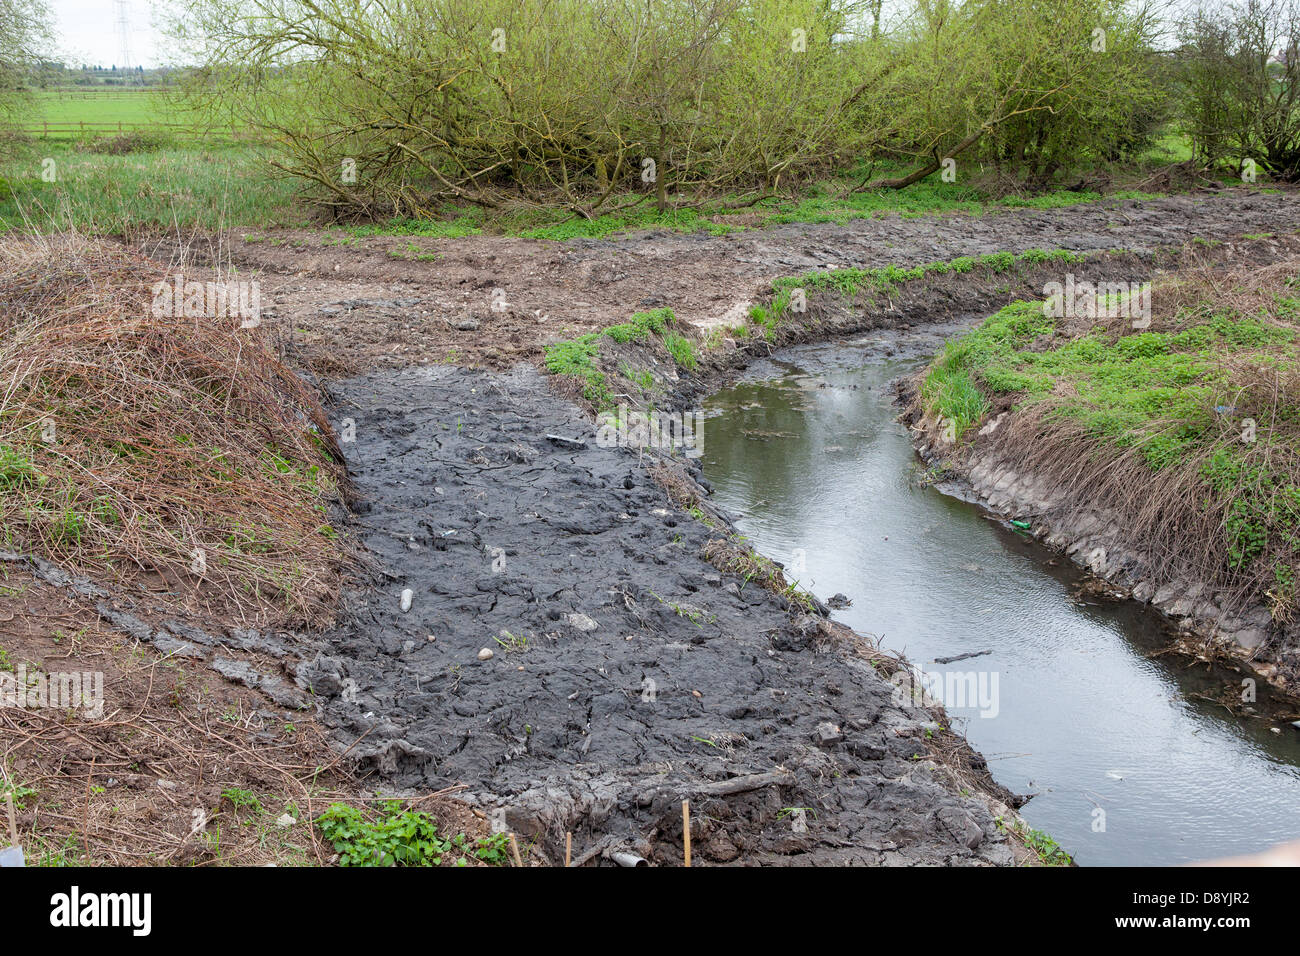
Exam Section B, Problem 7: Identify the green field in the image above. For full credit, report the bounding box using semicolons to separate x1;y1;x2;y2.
19;89;240;141
24;90;165;138
0;89;1216;236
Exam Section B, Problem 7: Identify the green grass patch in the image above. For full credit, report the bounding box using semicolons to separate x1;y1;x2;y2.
0;444;40;489
737;248;1089;343
543;307;695;407
923;298;1297;460
921;287;1300;604
0;141;302;232
772;248;1085;302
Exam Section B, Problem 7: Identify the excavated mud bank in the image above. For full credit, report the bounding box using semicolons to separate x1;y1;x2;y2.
138;187;1300;375
298;364;1031;865
282;194;1300;864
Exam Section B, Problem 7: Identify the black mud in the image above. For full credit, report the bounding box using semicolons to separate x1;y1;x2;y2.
299;365;1022;865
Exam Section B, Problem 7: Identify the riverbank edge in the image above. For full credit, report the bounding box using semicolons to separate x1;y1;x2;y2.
626;234;1300;706
895;376;1299;704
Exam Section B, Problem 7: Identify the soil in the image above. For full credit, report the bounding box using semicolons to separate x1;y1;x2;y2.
299;364;1027;865
134;188;1300;376
11;186;1300;866
0;550;492;866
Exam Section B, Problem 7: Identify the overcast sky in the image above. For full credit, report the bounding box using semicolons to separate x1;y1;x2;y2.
47;0;1209;70
51;0;162;69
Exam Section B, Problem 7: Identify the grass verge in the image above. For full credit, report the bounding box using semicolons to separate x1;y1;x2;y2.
918;254;1300;622
0;142;1193;238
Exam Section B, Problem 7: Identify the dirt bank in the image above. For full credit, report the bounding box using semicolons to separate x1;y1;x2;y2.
895;240;1300;701
135;188;1300;376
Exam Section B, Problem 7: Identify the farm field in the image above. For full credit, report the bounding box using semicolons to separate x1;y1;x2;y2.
19;88;239;140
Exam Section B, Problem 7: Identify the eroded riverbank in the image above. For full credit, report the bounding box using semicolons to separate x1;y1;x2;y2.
701;338;1300;865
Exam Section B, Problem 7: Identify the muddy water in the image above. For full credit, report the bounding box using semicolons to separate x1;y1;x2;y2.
702;335;1300;866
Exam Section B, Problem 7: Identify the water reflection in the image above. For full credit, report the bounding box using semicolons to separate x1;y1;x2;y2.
702;348;1300;866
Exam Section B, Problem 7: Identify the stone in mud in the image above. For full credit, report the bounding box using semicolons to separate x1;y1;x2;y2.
938;806;985;849
815;722;845;746
566;612;599;632
452;314;481;331
1230;628;1268;651
1152;582;1182;608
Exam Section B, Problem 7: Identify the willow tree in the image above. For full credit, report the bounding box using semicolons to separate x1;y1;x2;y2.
171;0;894;216
866;0;1164;189
1178;0;1300;182
170;0;1164;215
0;0;51;131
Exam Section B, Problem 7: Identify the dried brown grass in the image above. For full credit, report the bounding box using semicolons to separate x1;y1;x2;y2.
0;232;346;627
983;255;1300;620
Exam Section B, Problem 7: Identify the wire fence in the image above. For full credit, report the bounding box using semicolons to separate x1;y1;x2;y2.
15;121;254;140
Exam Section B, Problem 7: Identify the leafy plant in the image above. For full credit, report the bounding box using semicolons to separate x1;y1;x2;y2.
220;787;265;815
452;831;510;865
316;801;450;867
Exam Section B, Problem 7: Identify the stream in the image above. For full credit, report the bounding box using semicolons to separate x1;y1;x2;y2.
700;329;1300;866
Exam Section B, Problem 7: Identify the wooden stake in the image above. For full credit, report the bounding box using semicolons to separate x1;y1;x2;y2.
1;761;17;854
682;800;691;868
5;791;17;848
508;832;524;868
565;831;572;868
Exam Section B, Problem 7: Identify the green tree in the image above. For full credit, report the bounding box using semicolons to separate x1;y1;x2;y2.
0;0;52;127
1178;0;1300;182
